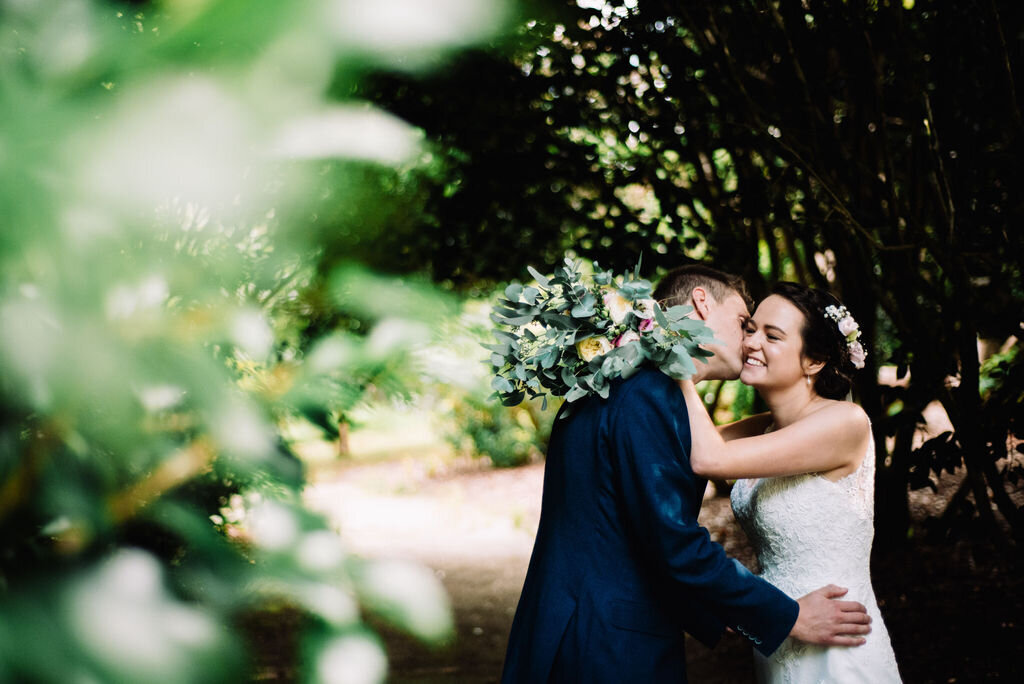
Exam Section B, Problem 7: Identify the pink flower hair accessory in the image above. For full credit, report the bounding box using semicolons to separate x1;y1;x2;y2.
823;304;867;370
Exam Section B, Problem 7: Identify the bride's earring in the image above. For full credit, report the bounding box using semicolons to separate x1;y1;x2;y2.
805;375;812;386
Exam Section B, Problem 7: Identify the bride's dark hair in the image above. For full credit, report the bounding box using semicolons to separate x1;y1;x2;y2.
770;282;858;400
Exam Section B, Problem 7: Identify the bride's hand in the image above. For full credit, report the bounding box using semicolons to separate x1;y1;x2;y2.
791;584;872;646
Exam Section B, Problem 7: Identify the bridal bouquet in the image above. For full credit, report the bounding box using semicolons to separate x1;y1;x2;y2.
487;258;717;409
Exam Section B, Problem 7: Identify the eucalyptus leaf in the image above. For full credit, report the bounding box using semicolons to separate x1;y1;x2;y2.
675;317;711;332
668;345;697;378
619;279;652;300
493;305;537;319
491;375;514;393
653;300;672;330
571;302;595;318
493;329;518;344
501;391;526;407
500;314;538;326
540;347;560;369
621;342;641;367
565;384;589;402
539;313;578;330
527;265;550;288
482;342;511;355
601;355;624;376
665;304;694;320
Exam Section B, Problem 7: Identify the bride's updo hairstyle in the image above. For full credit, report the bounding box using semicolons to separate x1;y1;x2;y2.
770;282;857;400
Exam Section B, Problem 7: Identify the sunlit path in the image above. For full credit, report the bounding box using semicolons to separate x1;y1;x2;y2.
304;460;542;682
306;461;542;564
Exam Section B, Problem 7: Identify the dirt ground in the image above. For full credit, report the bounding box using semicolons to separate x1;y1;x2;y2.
299;456;1023;684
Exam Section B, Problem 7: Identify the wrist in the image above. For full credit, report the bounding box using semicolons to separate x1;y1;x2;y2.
788;599;806;640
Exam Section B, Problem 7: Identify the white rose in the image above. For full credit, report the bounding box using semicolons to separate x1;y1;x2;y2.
634;298;657;320
576;336;613;362
603;291;631;325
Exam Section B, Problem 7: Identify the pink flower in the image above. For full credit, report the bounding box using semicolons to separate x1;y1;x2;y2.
638;317;655;333
837;316;859;338
849;341;867;369
613;330;641;348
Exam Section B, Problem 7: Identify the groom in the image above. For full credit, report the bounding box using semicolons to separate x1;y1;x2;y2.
501;265;871;683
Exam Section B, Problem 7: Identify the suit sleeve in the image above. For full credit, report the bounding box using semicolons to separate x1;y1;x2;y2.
611;373;799;656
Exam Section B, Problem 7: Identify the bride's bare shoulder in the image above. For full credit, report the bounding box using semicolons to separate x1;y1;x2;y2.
805;400;871;442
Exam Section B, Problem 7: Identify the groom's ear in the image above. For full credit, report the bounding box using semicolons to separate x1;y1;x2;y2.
691;287;711;320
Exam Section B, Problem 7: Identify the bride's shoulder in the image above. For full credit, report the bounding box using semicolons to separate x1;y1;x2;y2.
804;400;871;442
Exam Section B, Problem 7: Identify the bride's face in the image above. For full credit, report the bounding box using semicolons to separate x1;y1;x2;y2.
738;295;809;389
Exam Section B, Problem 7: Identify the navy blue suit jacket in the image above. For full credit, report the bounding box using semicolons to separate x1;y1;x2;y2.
501;369;799;683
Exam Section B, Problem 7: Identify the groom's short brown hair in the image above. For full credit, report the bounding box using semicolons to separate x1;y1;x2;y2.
653;264;753;312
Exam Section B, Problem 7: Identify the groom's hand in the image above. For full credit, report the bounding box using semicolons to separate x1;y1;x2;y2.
790;584;871;646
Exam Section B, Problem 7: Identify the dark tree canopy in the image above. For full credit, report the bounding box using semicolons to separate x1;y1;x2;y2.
364;0;1024;547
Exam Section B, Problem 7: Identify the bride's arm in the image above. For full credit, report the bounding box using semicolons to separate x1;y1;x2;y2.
718;412;772;442
678;380;869;480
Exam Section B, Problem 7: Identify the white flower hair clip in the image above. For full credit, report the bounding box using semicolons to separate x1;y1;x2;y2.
824;304;867;369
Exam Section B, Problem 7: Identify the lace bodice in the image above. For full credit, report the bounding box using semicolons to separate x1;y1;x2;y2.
730;430;902;683
730;435;876;596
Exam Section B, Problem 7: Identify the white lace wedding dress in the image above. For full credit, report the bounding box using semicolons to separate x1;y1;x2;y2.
730;430;902;683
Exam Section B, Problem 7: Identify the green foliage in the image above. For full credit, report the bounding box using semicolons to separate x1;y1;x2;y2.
0;0;511;680
446;394;554;468
489;257;715;408
727;381;757;423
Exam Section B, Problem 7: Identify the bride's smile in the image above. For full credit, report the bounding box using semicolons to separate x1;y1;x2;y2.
738;295;820;391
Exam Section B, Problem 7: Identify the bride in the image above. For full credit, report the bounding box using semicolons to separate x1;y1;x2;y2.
678;282;901;683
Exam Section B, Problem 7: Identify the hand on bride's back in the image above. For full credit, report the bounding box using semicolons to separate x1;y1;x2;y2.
791;584;872;646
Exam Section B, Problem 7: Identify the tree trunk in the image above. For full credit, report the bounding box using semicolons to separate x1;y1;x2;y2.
875;420;913;550
337;415;350;458
951;325;999;532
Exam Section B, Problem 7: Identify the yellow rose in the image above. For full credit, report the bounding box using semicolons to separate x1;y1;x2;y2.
576;336;613;362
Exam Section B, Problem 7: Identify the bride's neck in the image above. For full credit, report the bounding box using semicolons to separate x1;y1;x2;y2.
762;382;820;429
